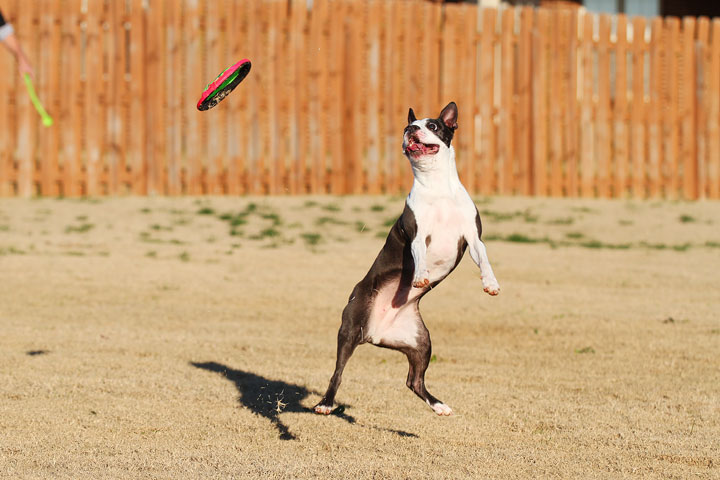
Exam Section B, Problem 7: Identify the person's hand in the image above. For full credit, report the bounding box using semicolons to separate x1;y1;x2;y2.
18;56;34;80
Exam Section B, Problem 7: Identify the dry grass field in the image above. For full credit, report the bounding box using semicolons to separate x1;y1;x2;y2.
1;195;719;479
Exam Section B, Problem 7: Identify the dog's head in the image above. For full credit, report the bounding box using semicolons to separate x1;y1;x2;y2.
402;102;458;162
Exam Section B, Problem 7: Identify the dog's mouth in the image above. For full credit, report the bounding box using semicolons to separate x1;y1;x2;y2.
404;137;440;157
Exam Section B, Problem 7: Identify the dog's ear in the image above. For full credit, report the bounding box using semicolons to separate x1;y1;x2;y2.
439;102;458;130
408;108;417;124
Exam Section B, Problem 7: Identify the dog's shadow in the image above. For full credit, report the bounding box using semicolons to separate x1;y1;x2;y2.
191;361;356;441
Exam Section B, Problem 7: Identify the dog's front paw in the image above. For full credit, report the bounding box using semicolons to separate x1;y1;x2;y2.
482;277;500;296
412;271;430;288
314;404;333;415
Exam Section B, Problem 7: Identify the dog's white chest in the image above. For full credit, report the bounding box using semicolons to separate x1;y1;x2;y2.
418;200;467;279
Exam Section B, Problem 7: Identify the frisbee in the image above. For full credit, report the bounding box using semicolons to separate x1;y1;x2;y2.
23;73;53;127
197;59;251;111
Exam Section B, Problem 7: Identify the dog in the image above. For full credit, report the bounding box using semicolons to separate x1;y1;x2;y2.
314;102;500;416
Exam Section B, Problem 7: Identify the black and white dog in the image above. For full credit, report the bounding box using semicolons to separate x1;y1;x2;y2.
314;102;499;416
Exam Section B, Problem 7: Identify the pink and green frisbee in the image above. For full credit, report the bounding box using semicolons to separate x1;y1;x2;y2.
197;59;251;111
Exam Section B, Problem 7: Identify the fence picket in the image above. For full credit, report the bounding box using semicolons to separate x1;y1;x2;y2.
614;15;629;197
666;17;680;198
631;16;647;198
532;8;549;196
696;17;709;199
500;8;515;195
518;7;533;195
0;2;13;195
596;15;611;198
564;8;579;197
39;0;60;196
709;20;720;199
549;8;563;197
648;17;664;198
16;0;37;197
681;17;697;199
580;11;594;197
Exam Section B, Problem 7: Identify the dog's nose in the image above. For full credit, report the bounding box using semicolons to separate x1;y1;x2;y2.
404;125;420;137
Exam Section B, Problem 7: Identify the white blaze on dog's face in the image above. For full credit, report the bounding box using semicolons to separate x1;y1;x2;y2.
402;102;458;165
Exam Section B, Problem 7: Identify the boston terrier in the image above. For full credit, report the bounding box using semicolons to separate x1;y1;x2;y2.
314;102;500;416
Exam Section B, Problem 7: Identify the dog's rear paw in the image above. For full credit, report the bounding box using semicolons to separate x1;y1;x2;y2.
314;404;333;415
412;269;430;289
431;402;453;416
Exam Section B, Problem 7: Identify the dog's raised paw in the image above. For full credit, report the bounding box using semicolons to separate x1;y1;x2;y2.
412;277;430;288
482;279;500;296
431;403;453;416
483;286;500;296
314;404;333;415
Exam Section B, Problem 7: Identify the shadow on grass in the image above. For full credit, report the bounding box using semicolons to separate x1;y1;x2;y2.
26;350;49;356
191;361;418;440
192;361;343;440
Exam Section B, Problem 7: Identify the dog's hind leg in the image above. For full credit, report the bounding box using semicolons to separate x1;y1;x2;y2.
402;312;452;416
314;306;362;415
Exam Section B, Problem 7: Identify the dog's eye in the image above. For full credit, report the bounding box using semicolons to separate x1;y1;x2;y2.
428;123;438;131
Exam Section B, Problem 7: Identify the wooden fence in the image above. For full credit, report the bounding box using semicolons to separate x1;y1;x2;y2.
0;0;719;198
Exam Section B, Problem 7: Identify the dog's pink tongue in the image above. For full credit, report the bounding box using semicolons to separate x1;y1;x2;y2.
407;143;421;152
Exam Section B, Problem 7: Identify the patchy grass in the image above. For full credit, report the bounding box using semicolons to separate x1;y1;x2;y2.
546;217;575;225
65;223;95;234
196;207;215;215
571;206;598;214
505;233;544;244
679;214;696;223
322;203;341;212
139;232;186;245
316;216;347;226
484;233;701;252
261;212;283;226
249;228;281;240
355;221;370;233
480;209;537;223
301;232;323;247
575;346;596;354
382;217;397;227
485;233;550;245
579;240;632;250
0;246;26;255
219;213;248;227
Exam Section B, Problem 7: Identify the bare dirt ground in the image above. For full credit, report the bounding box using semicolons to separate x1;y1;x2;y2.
1;195;718;479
